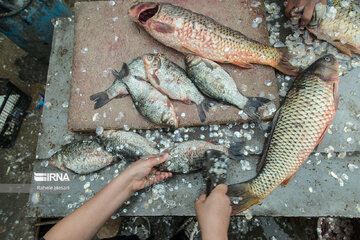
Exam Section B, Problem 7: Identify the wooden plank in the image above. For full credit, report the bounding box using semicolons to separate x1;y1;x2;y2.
68;0;279;131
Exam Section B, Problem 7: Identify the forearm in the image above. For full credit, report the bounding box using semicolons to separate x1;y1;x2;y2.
44;173;134;240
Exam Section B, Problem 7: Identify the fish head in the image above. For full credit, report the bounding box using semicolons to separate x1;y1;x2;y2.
49;154;63;170
128;2;160;26
142;54;162;73
312;54;339;82
184;55;202;68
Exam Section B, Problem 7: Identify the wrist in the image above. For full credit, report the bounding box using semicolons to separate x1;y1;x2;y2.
199;222;228;240
113;171;135;197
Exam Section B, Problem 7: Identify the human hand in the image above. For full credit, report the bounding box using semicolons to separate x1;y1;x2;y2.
285;0;327;26
195;184;232;240
122;153;172;193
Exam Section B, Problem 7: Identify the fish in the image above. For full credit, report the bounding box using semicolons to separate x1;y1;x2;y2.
113;63;179;127
227;54;339;215
157;140;228;173
49;140;117;174
90;57;147;109
185;55;270;121
142;53;207;122
306;1;360;57
128;2;299;76
98;130;159;160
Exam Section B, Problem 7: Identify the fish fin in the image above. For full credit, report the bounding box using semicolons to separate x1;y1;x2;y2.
232;60;253;69
149;72;161;85
275;48;300;76
196;104;207;122
201;97;215;112
227;182;260;215
201;58;219;70
112;63;130;80
343;43;360;55
333;80;339;111
134;76;147;82
281;172;296;187
257;108;281;173
151;20;175;33
329;41;352;57
243;97;270;122
315;123;331;150
90;91;110;109
49;161;67;172
114;94;127;99
228;141;244;159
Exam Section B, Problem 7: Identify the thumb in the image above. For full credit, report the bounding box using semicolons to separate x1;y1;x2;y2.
196;194;206;205
148;153;169;167
212;184;228;194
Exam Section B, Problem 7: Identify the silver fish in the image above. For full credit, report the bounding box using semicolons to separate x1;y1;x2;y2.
98;130;159;160
158;140;228;173
185;55;270;121
113;63;179;127
90;57;147;109
142;53;207;122
49;140;117;174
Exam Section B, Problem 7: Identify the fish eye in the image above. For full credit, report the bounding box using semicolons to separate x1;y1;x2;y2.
325;56;331;62
147;55;153;61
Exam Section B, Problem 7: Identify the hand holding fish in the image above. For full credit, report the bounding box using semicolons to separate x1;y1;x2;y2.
44;153;172;240
285;0;327;26
123;153;172;192
195;184;232;240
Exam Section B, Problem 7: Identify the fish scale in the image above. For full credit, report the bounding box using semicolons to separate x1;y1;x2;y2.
158;140;228;173
98;130;159;161
252;76;336;197
307;0;360;56
227;54;339;215
113;63;179;127
49;141;117;174
128;2;298;76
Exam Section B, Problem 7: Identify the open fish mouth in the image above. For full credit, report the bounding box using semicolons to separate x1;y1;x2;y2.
128;3;159;24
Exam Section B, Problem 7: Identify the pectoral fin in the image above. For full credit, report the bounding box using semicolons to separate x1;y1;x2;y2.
333;81;339;111
151;20;175;33
330;40;352;57
232;60;253;69
257;108;281;173
315;124;330;150
150;73;161;85
281;172;296;187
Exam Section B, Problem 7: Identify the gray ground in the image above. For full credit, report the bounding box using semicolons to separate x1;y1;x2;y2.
1;0;360;239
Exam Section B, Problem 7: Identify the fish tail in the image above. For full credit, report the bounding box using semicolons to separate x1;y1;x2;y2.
274;47;299;77
228;140;244;159
227;182;261;215
90;91;110;109
197;104;207;122
243;97;270;121
201;97;216;112
112;63;130;80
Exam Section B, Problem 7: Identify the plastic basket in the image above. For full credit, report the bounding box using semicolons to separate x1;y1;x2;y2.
0;78;31;147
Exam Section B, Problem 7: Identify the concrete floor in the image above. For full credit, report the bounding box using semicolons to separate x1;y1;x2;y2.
0;33;44;238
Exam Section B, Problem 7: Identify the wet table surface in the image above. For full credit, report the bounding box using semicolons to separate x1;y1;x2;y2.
30;16;360;217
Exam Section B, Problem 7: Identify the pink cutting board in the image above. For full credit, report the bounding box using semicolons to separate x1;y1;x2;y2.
68;0;279;131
